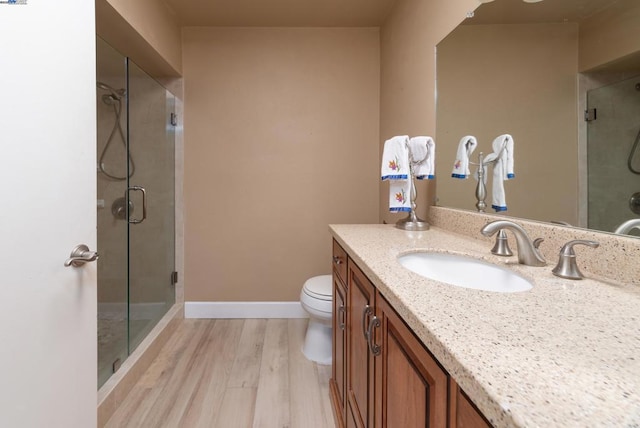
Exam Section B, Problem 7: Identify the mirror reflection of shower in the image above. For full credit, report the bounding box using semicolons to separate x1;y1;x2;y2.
628;83;640;175
587;74;640;235
96;81;135;180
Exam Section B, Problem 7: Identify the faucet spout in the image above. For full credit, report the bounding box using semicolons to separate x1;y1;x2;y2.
614;219;640;235
481;220;546;266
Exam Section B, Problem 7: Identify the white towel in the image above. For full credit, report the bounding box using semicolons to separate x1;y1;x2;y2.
451;136;477;179
489;134;515;212
381;135;410;180
388;179;412;212
381;135;412;212
409;136;435;180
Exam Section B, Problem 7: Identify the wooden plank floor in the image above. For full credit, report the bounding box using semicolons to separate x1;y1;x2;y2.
105;319;336;428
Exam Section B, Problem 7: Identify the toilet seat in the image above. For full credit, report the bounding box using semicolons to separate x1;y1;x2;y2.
302;275;332;301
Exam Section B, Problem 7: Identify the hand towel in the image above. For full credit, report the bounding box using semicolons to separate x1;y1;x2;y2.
489;134;515;212
381;135;410;180
388;179;412;212
381;135;412;212
451;136;477;179
409;136;435;180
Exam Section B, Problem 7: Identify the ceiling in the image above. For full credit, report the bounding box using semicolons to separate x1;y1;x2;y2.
466;0;621;25
163;0;397;27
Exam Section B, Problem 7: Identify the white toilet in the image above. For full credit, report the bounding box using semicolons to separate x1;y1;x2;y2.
299;275;333;365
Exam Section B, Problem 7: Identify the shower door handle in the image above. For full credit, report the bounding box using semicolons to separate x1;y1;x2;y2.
127;186;147;224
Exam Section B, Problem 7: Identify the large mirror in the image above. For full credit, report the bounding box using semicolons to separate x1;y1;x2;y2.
435;0;640;237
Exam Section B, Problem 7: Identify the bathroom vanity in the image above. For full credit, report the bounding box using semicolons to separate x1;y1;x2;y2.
328;222;640;428
330;238;487;428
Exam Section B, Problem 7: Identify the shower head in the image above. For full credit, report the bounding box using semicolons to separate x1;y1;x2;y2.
97;81;126;101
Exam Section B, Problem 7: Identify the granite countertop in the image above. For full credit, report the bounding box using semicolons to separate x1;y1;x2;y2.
329;224;640;428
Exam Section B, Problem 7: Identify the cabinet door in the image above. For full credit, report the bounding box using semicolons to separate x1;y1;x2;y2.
448;380;492;428
375;294;448;428
333;239;348;284
330;273;347;427
347;260;376;428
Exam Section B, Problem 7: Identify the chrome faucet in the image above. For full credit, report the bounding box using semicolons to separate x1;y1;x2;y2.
480;220;546;266
614;219;640;235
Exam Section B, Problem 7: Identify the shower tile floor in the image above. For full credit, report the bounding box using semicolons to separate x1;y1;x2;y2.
98;318;127;387
98;317;154;388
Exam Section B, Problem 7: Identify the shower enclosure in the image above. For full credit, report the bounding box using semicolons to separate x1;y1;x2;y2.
96;38;176;388
587;74;640;236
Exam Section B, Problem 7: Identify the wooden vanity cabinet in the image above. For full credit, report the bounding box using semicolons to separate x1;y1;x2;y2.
330;241;348;428
448;381;492;428
346;258;377;428
330;246;490;428
374;295;448;428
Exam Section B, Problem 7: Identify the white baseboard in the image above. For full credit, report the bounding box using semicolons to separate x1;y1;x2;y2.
185;301;308;319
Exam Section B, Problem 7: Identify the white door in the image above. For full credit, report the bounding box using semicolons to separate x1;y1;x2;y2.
0;1;97;427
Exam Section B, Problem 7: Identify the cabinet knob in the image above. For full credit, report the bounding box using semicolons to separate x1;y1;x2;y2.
332;256;343;265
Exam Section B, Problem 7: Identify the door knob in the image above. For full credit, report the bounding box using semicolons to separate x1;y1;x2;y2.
64;244;99;267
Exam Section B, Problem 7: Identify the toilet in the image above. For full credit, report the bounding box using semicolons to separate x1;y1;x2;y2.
299;275;333;365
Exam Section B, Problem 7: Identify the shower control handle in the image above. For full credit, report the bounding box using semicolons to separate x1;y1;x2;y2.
127;186;147;224
630;192;640;215
64;244;99;267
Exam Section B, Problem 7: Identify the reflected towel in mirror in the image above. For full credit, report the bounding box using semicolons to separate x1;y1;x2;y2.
451;135;477;178
487;134;514;211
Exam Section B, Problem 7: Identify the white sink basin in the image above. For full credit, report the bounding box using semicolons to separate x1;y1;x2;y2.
397;252;532;293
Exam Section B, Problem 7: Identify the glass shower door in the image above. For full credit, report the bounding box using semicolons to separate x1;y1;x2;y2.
126;59;176;353
96;39;176;388
96;39;129;388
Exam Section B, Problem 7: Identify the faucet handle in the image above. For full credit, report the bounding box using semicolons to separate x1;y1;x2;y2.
490;229;513;257
552;240;599;280
559;240;599;254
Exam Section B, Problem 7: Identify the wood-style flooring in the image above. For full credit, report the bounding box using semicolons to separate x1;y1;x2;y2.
105;318;336;428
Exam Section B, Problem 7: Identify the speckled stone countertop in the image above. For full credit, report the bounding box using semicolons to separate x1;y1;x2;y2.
329;223;640;428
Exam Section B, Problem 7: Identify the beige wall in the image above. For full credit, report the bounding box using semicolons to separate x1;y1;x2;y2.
379;0;478;224
183;27;380;302
436;23;579;225
96;0;182;78
579;0;640;72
